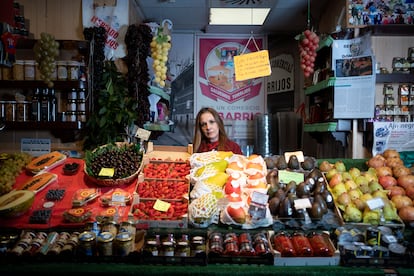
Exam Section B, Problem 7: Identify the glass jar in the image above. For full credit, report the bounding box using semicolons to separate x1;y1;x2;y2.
24;60;36;80
57;61;67;81
392;57;405;69
78;231;96;257
114;232;133;256
384;95;395;105
400;95;409;105
399;84;410;96
5;101;17;121
2;66;12;80
383;84;394;95
97;232;114;256
13;60;25;80
67;60;80;80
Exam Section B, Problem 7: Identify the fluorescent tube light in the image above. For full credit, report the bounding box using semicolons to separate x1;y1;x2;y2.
209;8;270;25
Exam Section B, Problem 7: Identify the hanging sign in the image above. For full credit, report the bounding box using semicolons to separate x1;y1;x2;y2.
234;35;271;81
234;50;271;81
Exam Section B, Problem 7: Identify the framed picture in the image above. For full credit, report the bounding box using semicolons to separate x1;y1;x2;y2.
347;0;414;28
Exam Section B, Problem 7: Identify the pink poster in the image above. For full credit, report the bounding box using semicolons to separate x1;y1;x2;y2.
195;35;267;140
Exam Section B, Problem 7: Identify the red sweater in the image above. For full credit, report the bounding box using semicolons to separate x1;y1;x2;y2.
197;139;243;155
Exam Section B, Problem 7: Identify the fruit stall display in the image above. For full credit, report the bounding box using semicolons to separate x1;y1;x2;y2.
1;144;414;268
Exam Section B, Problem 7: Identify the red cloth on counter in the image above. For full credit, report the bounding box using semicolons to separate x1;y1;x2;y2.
0;158;138;230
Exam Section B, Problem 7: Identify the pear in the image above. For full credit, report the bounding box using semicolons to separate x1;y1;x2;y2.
344;179;358;191
334;160;347;172
348;188;363;201
195;160;228;177
359;183;370;194
332;183;347;198
342;172;353;182
382;200;400;222
369;181;384;193
353;198;366;211
348;167;361;180
355;175;369;187
362;208;381;225
372;189;389;200
343;204;362;222
337;192;351;207
325;168;338;181
318;160;333;172
361;193;373;203
204;172;229;188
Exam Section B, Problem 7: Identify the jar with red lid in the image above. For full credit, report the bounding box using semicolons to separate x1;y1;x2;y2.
307;232;334;257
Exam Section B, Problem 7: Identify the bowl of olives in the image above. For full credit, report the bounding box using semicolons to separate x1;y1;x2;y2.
84;142;143;186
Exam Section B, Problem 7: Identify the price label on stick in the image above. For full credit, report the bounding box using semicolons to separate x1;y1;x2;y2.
135;127;151;141
367;197;384;210
153;199;171;212
98;167;114;178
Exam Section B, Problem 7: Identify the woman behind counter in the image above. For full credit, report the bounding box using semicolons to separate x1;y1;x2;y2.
193;107;242;154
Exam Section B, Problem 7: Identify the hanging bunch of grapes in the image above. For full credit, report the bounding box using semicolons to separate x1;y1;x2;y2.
150;27;171;88
33;32;60;88
297;29;320;78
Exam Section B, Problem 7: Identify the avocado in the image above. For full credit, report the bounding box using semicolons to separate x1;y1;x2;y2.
296;181;311;198
313;194;328;215
268;196;281;216
309;202;324;219
264;156;276;169
276;155;288;170
288;155;300;170
301;157;315;170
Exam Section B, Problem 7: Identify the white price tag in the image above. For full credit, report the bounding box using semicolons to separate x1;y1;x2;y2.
367;197;385;210
294;198;312;209
135;127;151;141
284;151;305;163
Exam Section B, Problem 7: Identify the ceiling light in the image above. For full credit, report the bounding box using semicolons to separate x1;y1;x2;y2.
209;8;270;25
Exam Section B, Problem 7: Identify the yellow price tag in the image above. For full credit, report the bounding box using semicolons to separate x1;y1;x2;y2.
153;199;171;212
98;167;115;177
234;50;271;81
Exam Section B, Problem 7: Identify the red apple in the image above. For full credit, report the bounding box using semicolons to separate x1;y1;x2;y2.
378;175;397;189
405;185;414;200
227;205;246;224
398;175;414;189
387;185;406;197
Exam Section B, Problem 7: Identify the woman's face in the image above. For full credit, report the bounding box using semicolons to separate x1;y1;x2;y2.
199;112;219;142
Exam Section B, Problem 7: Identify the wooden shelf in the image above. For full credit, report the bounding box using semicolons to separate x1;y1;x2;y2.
363;24;414;36
3;121;84;130
0;80;87;90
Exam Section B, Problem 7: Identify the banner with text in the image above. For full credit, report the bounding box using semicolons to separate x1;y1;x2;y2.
195;35;267;140
372;121;414;156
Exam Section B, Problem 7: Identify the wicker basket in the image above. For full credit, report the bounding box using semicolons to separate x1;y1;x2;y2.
84;142;143;187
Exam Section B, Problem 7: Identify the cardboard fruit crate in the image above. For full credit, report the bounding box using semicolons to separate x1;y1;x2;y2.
143;142;192;163
268;230;341;266
129;198;188;229
206;230;274;265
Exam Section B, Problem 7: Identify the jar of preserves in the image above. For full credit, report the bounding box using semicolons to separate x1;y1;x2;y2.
399;84;410;96
191;236;206;255
114;231;133;256
291;231;313;257
57;61;67;81
384;95;395;105
97;232;114;256
13;60;24;80
77;231;96;256
273;232;296;257
392;57;405;69
307;232;334;257
161;241;175;256
67;60;80;80
383;84;394;95
24;60;36;80
145;240;159;256
176;240;191;257
2;66;12;80
400;95;409;105
409;95;414;105
208;232;223;254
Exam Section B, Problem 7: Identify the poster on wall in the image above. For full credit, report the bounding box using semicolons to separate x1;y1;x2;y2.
331;33;375;119
372;121;414;156
195;35;267;141
347;0;414;28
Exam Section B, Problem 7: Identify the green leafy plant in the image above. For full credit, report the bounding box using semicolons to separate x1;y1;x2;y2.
83;61;138;150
